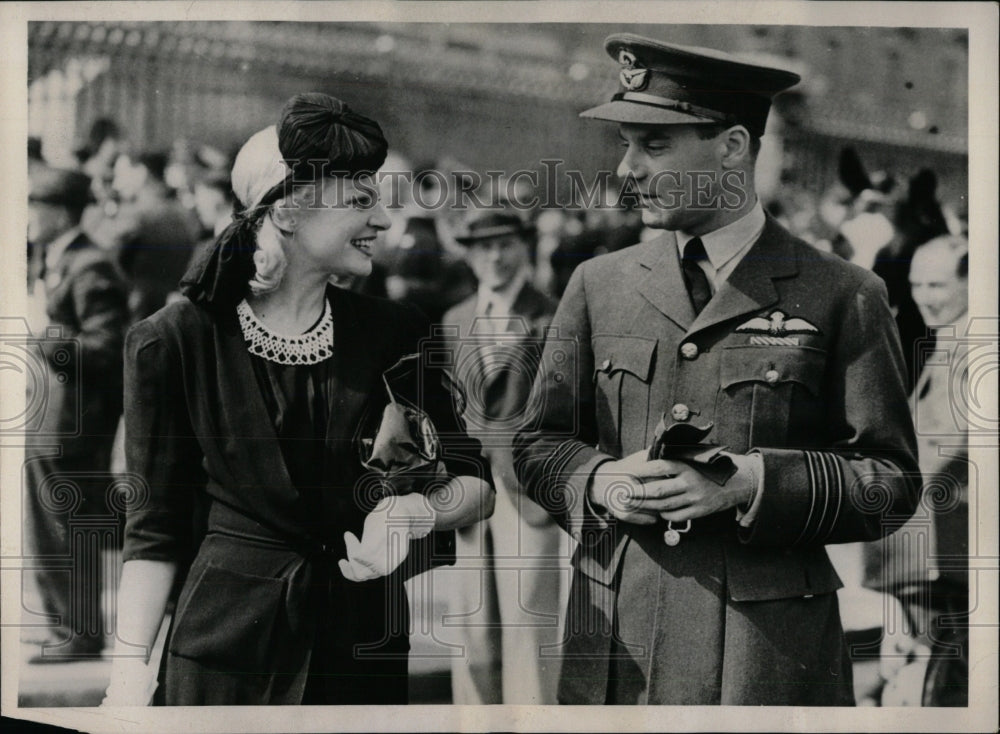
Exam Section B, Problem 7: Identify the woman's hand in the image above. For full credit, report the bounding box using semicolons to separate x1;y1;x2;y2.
101;655;159;706
100;559;175;705
338;475;494;582
338;494;435;582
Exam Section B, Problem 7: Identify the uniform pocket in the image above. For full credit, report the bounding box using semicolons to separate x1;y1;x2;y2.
591;334;657;454
716;345;826;450
725;543;844;602
169;563;287;673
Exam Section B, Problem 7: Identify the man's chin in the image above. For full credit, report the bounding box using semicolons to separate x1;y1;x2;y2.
640;208;675;230
484;275;514;291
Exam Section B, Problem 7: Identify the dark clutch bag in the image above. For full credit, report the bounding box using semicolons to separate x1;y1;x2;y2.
358;354;447;499
356;354;457;576
646;415;737;486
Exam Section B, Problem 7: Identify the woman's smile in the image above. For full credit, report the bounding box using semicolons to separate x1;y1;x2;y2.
350;235;376;256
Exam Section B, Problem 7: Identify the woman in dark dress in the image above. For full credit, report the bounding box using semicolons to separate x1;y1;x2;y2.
103;94;493;705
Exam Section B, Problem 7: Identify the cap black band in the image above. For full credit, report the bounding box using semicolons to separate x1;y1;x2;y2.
616;71;772;136
611;92;733;124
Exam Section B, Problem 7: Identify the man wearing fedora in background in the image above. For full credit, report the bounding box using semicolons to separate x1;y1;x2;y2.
25;164;129;661
442;208;567;704
513;33;920;704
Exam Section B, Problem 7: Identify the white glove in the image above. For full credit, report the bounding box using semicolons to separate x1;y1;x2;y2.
101;655;158;706
339;495;435;582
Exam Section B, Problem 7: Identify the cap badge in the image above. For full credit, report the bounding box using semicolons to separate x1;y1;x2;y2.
618;49;649;92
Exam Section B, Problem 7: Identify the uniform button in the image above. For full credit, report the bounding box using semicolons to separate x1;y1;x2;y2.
680;342;699;360
670;403;691;422
600;358;611;371
765;369;780;384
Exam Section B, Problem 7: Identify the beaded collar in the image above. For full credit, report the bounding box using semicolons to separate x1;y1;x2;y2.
236;298;334;365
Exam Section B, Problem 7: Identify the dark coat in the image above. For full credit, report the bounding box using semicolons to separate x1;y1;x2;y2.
23;232;129;650
514;216;921;705
28;231;128;462
123;286;488;705
94;188;201;321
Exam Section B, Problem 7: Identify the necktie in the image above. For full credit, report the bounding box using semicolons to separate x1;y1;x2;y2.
681;236;712;315
476;298;498;380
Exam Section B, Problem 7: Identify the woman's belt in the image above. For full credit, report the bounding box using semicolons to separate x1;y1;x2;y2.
205;497;341;561
204;497;456;577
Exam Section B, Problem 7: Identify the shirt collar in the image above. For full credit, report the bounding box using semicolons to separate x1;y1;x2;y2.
676;200;766;271
933;309;969;338
44;226;82;272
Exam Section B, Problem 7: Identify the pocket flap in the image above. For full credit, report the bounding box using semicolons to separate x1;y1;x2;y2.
592;334;657;382
725;544;843;602
720;345;825;396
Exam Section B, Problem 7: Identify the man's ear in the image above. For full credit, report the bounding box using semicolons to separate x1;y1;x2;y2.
720;125;752;169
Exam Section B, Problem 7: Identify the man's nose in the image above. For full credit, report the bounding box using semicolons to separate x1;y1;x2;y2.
617;146;646;180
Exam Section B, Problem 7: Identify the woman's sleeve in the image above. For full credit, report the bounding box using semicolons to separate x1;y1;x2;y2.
122;319;206;563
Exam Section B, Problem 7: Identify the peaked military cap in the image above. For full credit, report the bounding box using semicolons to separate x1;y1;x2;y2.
581;33;801;137
29;165;93;209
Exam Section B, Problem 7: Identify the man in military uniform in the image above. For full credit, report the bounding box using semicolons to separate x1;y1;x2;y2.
513;34;920;705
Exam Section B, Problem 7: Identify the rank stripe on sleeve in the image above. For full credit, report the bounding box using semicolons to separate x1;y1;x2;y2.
539;440;590;504
794;451;821;546
796;451;845;546
817;452;844;542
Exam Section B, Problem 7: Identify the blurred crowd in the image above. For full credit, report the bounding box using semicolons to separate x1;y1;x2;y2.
25;115;971;706
29;119;969;365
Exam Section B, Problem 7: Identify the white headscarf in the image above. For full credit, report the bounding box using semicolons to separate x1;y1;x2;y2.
230;125;290;210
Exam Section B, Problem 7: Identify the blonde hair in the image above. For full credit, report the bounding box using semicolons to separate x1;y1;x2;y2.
248;212;289;295
248;183;327;295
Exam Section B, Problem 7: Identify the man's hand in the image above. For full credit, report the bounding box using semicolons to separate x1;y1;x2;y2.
589;449;759;525
339;494;435;582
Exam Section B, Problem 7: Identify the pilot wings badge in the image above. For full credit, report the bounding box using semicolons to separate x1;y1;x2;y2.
618;49;649;91
735;310;820;345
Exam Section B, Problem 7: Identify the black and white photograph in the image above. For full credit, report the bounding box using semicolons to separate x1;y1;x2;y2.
1;2;997;733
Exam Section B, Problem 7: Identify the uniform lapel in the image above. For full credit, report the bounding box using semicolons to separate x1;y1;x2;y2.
635;231;696;331
687;215;798;336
